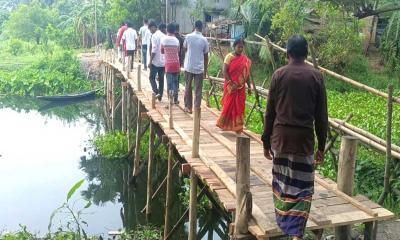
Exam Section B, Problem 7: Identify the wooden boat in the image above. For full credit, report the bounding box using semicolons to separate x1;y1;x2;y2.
37;88;100;101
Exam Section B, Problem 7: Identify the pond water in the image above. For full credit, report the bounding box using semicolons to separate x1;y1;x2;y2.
0;97;229;239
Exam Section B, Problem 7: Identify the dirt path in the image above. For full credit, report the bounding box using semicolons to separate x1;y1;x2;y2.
79;52;102;81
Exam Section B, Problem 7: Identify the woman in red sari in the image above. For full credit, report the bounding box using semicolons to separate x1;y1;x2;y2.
216;38;252;133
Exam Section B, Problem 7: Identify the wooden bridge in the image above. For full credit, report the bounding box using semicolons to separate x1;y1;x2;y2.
99;50;394;239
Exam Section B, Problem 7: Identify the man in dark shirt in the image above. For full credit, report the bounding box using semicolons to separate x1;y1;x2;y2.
261;35;328;239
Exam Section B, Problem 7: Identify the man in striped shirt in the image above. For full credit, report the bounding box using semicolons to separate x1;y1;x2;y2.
161;23;180;104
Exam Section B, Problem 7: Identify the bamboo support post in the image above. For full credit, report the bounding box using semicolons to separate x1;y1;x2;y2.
146;121;155;216
122;50;126;71
137;64;142;91
192;107;201;158
163;141;173;239
127;56;132;79
234;136;252;237
379;85;394;204
309;42;319;68
127;89;131;148
133;102;142;177
121;83;127;133
188;168;198;240
111;69;116;131
334;136;359;240
151;93;156;109
169;91;174;129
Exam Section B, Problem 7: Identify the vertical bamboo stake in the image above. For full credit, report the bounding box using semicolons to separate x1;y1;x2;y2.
379;84;394;204
146;121;155;216
266;37;276;71
163;141;173;239
335;136;358;240
152;93;156;109
188;168;198;240
234;136;251;236
133;101;142;177
127;89;132;149
309;42;319;69
122;83;127;133
127;56;132;79
137;64;142;91
169;91;174;129
122;50;126;71
111;68;116;132
192;107;201;158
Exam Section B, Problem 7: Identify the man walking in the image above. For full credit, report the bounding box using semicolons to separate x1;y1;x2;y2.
139;19;151;71
122;21;138;70
161;23;180;104
148;22;166;101
262;35;328;240
116;22;127;62
183;20;209;113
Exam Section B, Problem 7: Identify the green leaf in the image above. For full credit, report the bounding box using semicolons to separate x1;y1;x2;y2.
67;179;85;202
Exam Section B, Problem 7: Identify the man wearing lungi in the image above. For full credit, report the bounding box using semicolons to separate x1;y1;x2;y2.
262;35;328;239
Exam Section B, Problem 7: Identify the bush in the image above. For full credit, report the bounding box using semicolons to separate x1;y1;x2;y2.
7;38;24;56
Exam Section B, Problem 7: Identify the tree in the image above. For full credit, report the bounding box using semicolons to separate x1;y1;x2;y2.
3;1;56;44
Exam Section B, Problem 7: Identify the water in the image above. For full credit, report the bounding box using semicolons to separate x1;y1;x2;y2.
0;97;229;239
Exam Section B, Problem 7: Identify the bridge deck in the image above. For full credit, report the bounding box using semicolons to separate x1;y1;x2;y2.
103;57;394;239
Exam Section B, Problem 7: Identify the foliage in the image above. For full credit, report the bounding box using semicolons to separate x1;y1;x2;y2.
380;11;400;80
179;178;211;215
48;179;92;239
118;226;162;240
106;0;160;30
94;131;131;159
3;1;57;44
0;49;96;96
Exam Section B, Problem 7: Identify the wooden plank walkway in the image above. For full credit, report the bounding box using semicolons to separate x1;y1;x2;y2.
102;56;394;239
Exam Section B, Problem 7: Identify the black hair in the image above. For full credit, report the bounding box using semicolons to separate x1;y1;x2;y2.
167;23;176;34
287;35;308;59
148;20;157;29
174;23;180;32
233;38;245;47
143;19;148;24
126;21;132;28
159;23;167;31
195;20;203;30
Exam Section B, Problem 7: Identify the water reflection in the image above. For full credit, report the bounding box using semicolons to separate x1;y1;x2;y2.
0;97;230;239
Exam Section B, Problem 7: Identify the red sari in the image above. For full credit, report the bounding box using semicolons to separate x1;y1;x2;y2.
216;53;251;133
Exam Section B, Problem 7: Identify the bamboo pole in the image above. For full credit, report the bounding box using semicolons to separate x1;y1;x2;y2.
137;64;142;91
379;85;394;204
234;136;252;237
163;141;173;239
121;83;127;133
333;119;400;153
127;89;132;149
146;121;155;216
192;107;201;158
335;136;359;240
169;91;174;129
111;69;116;131
188;168;198;240
329;119;400;159
151;92;156;109
254;33;400;104
133;101;142;177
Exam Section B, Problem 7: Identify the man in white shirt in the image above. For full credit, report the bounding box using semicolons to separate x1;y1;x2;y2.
122;21;138;70
148;22;166;101
183;20;209;113
138;19;152;71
